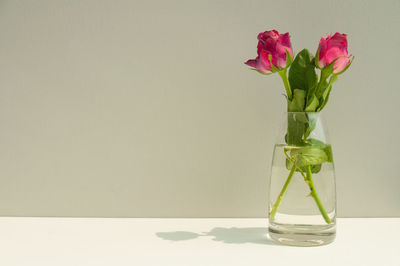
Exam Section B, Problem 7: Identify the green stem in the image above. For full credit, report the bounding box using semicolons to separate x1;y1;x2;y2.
305;166;332;224
315;69;330;98
278;69;292;100
270;165;296;220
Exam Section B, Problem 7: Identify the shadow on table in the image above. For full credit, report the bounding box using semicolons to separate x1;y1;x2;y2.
156;227;280;246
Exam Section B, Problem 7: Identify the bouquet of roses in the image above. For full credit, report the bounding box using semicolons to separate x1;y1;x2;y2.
245;30;353;224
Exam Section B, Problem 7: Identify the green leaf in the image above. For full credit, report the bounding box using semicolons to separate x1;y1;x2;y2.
285;158;322;174
305;138;326;147
306;64;318;103
315;69;330;99
286;111;307;146
325;145;333;162
306;58;318;91
303;113;318;139
305;95;319;112
317;75;337;111
317;85;332;111
310;164;322;173
304;138;333;163
285;138;333;173
288;49;318;92
329;74;338;85
290;146;329;168
285;158;323;174
288;89;306;112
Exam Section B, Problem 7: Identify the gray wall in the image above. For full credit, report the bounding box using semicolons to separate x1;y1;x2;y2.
0;0;399;217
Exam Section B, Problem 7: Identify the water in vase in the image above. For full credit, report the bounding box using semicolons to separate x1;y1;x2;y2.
268;144;336;246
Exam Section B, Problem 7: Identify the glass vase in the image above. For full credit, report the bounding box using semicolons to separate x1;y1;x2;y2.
268;112;336;246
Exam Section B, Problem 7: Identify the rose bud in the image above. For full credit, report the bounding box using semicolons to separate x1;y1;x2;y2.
245;30;293;74
316;32;352;74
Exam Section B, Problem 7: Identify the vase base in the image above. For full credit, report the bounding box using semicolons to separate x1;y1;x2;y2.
268;223;335;247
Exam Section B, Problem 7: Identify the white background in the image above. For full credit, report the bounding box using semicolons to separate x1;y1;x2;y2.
0;218;398;266
0;0;399;217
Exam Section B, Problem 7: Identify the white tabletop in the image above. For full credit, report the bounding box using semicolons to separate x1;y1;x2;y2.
0;217;398;266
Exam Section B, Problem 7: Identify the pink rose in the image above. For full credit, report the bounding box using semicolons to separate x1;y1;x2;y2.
317;32;351;74
245;30;293;74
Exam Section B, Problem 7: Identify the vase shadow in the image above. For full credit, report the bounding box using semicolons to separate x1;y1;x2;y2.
156;227;281;246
